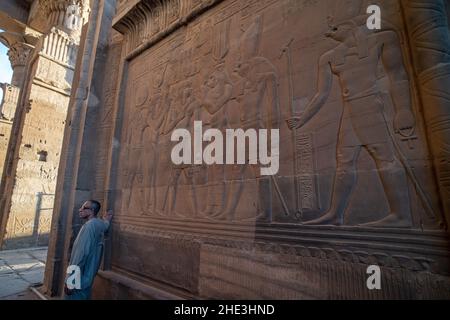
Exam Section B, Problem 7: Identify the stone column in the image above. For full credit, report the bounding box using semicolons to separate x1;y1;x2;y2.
7;42;33;88
0;41;32;214
42;0;120;297
401;0;450;228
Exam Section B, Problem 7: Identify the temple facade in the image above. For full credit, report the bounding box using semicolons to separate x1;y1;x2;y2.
0;0;449;299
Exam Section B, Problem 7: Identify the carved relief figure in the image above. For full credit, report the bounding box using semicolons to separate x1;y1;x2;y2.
167;0;181;24
124;81;150;215
212;19;231;63
287;20;418;228
142;65;169;215
220;15;281;221
64;3;82;32
193;19;212;54
161;82;200;217
199;65;233;217
151;6;162;36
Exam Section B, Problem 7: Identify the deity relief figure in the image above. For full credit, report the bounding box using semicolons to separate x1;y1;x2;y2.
219;15;281;221
142;65;169;215
202;68;233;124
287;20;420;228
161;83;200;217
124;81;151;215
199;66;233;217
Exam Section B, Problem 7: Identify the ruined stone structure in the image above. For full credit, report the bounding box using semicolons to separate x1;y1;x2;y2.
1;0;450;299
0;0;88;249
0;84;20;177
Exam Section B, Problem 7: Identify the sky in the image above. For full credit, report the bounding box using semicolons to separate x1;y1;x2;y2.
0;30;14;103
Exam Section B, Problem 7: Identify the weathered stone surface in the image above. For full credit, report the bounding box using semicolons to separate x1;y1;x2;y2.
42;0;121;296
109;0;445;228
75;0;450;299
4;0;448;299
0;84;20;179
0;1;82;250
0;247;47;298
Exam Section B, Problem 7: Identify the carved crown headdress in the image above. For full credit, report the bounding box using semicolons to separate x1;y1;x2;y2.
239;15;263;61
326;0;369;26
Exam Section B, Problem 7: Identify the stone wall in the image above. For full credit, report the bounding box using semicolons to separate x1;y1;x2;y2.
46;0;450;298
0;119;12;180
0;44;72;248
43;0;121;296
0;83;20;178
0;0;87;249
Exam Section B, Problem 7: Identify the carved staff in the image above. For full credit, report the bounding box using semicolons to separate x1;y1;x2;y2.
281;38;302;219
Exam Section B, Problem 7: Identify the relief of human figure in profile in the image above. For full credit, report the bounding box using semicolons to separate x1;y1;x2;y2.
161;83;200;218
220;15;281;222
199;65;233;218
124;81;150;215
287;18;421;228
142;64;168;216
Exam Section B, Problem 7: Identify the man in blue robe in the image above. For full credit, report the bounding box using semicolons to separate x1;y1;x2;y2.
64;200;113;300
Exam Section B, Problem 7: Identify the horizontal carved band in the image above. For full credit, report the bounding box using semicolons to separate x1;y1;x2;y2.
116;220;450;276
113;0;222;56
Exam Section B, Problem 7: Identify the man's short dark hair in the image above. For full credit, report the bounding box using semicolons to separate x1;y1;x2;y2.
89;200;101;215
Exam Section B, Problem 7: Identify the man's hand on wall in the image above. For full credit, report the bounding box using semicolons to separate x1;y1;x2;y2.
105;210;113;222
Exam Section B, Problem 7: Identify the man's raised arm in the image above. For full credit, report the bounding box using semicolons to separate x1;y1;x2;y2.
102;209;113;230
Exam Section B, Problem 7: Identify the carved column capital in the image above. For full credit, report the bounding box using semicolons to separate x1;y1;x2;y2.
39;0;84;15
38;0;89;34
7;42;34;68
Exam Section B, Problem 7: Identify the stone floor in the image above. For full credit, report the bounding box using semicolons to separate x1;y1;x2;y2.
0;247;47;300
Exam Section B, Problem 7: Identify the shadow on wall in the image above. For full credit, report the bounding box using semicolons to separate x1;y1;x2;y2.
2;192;54;250
2;233;50;249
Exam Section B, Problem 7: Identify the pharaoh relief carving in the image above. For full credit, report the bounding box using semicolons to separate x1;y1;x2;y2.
118;5;284;222
192;19;213;56
122;78;151;215
7;42;33;69
160;81;200;217
142;64;169;215
64;2;83;32
36;57;73;91
218;15;282;222
116;0;444;230
198;65;233;218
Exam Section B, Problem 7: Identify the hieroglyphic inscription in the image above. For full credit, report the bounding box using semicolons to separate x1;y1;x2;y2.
296;133;318;211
